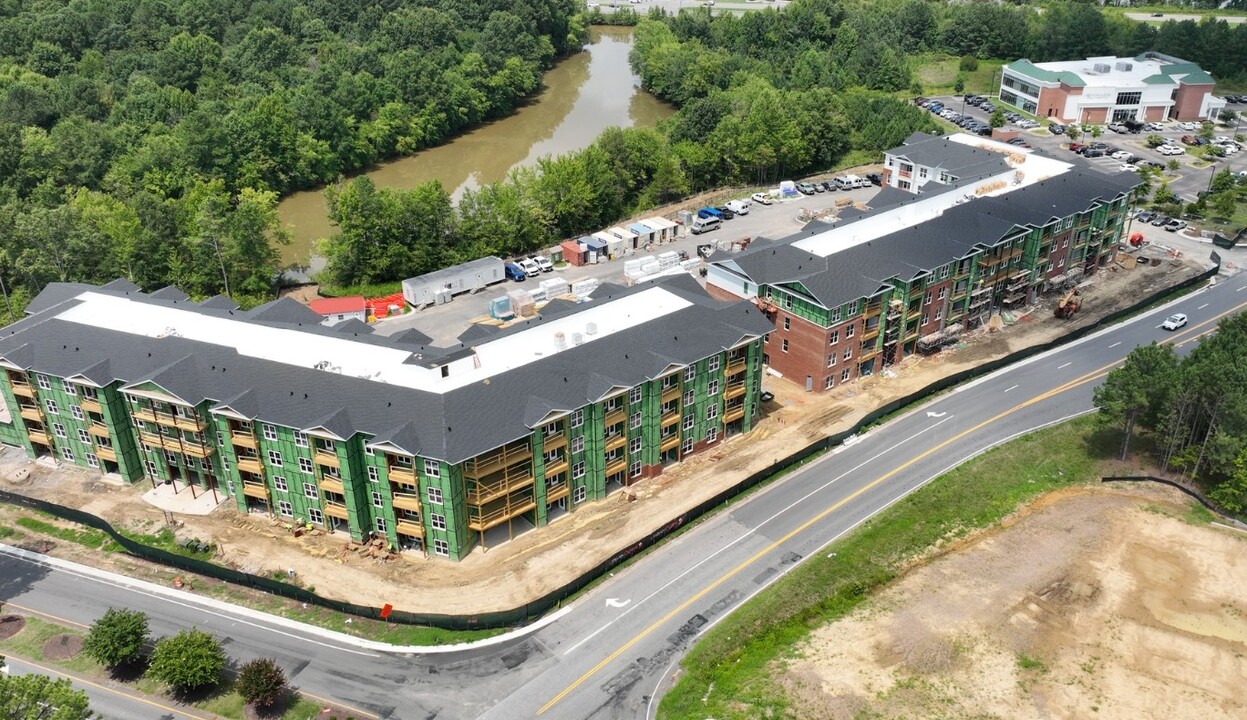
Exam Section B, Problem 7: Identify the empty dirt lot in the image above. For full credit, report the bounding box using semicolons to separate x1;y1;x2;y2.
780;487;1247;719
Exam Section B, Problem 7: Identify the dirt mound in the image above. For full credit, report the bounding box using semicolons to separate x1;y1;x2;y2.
0;614;25;640
42;633;83;660
781;487;1247;720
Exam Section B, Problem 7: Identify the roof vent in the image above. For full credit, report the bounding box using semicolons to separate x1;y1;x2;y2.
585;322;598;336
554;331;567;350
1092;63;1111;74
1115;61;1133;72
572;332;584;346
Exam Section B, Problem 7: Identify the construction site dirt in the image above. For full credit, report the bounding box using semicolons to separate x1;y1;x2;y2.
0;249;1216;617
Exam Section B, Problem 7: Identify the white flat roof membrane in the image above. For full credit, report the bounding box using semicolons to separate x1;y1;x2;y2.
54;288;692;393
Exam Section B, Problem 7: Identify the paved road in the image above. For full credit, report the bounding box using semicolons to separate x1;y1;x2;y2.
376;185;877;345
2;654;207;720
2;267;1244;719
1124;12;1247;24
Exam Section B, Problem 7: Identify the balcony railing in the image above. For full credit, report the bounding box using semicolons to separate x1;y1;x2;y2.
545;481;570;502
323;500;349;520
231;432;257;449
180;442;215;459
462;441;532;479
660;386;680;404
604;407;626;427
660;410;680;428
391;491;422;513
605;458;627;477
659;435;681;453
724;403;746;423
725;381;747;400
28;428;51;446
543;458;569;478
88;421;109;438
314;448;340;468
387;465;416;484
542;433;567;452
396;519;425;538
242;481;268;499
19;405;41;423
319;477;345;495
604;434;626;453
465;467;535;506
468;490;537;532
236;456;263;475
95;446;117;462
10;381;35;398
80;398;101;414
726;359;747;376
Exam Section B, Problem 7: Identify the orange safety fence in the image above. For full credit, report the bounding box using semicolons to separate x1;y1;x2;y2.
365;293;406;319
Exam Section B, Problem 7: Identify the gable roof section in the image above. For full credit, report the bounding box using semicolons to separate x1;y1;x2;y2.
1006;59;1086;87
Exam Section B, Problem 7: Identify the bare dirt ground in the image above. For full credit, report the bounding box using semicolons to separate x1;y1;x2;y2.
779;486;1247;720
0;253;1215;615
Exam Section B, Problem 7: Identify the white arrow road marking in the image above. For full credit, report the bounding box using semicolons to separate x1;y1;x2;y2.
926;411;947;418
1237;286;1245;292
605;598;631;609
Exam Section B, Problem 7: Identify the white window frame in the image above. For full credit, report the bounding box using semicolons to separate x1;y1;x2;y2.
61;446;75;462
783;317;791;330
707;379;720;396
293;430;308;447
781;339;789;353
708;355;720;372
629;386;642;405
846;324;855;338
630;412;641;430
307;508;324;526
573;485;586;503
368;466;379;482
571;409;584;428
434;539;449;557
278;501;293;517
262;424;277;441
829;330;839;345
571;436;584;455
274;476;288;492
630;461;642;478
841;368;851;382
428;486;443;505
268;450;283;467
375;517;387;534
63;382;76;397
85;452;99;468
45;399;58;415
36;375;51;390
423;459;441;478
707;427;719;443
683;366;696;382
298;456;313;474
77;428;90;443
431;513;447;531
629;436;642;454
372;491;383;508
683;390;694;405
707;404;718;420
682;414;695;431
303;482;318;500
53;423;66;438
681;437;694;454
572;461;585;480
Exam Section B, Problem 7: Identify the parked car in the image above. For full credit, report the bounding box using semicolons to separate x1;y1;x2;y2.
1111;150;1133;160
1069;142;1085;153
690;215;720;234
725;199;750;215
1140;160;1166;170
1150;215;1170;226
819;180;836;192
1164;219;1187;232
750;192;773;205
504;262;527;282
518;257;541;276
1049;123;1066;134
1118;164;1139;172
865;173;883;186
531;254;554;272
715;205;736;219
1161;313;1188;330
1107;123;1129;133
1178;121;1199;131
796;182;817;195
1123;120;1145;133
913;96;929;106
697;207;723;220
1083;148;1106;158
1135;210;1155;223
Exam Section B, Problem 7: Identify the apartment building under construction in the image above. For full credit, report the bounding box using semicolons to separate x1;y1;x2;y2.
0;274;771;560
706;133;1139;392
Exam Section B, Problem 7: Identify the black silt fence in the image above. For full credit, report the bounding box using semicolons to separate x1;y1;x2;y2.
0;262;1221;630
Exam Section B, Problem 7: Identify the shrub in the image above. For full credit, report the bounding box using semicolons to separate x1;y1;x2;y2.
236;658;288;710
146;629;225;693
83;608;149;669
959;55;979;72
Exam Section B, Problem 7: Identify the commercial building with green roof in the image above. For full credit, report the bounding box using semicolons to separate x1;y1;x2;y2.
1000;52;1223;124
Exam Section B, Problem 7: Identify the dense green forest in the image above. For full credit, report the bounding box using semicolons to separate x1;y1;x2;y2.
2;0;1247;306
1095;313;1247;516
0;0;581;311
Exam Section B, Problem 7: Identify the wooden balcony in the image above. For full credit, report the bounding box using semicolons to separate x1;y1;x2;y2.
861;327;880;341
319;477;345;495
28;428;51;446
604;407;626;427
10;382;35;399
236;456;263;475
324;500;350;520
661;385;680;404
131;407;156;424
542;433;567;452
726;359;747;376
659;435;681;453
231;432;257;449
465;466;535;506
19;405;41;423
95;446;117;462
605;457;627;477
724;404;746;423
543;458;569;478
180;442;215;459
138;429;163;447
172;414;205;432
387;465;416;484
391;491;422;513
660;410;680;428
242;481;268;499
88;422;109;438
79;398;101;414
545;482;570;502
396;519;425;538
604;434;626;453
314;448;340;468
462;441;532;479
468;490;537;532
725;382;747;400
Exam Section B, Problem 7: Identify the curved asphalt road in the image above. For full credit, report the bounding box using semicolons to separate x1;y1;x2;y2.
1;269;1244;720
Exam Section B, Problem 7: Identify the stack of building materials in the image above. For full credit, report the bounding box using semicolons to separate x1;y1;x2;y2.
570;278;599;299
488;296;513;321
657;251;679;270
507;289;536;318
539;278;569;298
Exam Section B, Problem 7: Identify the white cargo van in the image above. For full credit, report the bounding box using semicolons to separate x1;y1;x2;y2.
725;199;750;215
690;216;720;234
834;176;856;190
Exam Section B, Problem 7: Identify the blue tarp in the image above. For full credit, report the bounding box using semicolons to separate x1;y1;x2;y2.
581;236;608;251
629;223;653;236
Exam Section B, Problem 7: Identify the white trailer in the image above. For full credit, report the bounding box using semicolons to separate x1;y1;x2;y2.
402;256;506;307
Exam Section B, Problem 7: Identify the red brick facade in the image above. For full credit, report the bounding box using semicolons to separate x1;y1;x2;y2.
1173;82;1213;120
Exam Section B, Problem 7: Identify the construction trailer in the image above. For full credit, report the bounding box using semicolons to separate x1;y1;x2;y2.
402;256;505;307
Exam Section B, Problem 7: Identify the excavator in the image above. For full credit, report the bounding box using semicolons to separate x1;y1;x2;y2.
1054;288;1082;319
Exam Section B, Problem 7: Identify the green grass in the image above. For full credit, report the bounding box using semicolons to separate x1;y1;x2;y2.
14;516;115;550
314;281;404;299
117;527;215;561
659;414;1112;719
1017;653;1048;672
913;54;1004;96
0;524;22;539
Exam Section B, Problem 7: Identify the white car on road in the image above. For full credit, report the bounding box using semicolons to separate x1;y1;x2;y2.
1161;313;1188;330
1158;145;1185;155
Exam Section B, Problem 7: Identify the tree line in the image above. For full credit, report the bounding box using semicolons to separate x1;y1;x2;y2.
1095;312;1247;515
0;0;582;312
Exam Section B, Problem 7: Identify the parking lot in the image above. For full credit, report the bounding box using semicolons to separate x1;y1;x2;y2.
375;183;880;344
926;94;1247;204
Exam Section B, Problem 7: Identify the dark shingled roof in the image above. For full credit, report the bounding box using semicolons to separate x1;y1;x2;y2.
1;274;771;464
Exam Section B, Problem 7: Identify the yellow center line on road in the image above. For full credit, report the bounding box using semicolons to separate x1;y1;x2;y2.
2;601;90;629
2;652;210;719
536;297;1247;716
